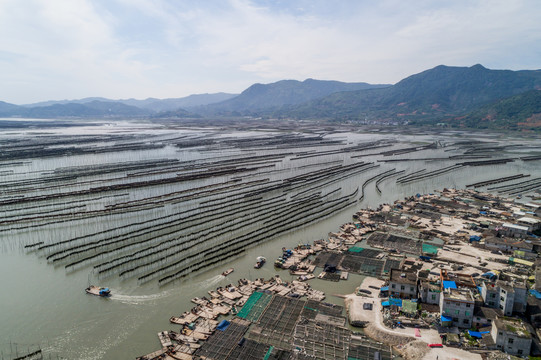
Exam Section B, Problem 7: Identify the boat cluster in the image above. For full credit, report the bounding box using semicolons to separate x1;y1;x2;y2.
137;275;325;359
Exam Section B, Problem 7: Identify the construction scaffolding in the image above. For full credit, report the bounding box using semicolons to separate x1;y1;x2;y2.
314;250;388;277
191;294;397;360
226;338;272;360
383;257;404;275
341;254;385;277
236;291;273;322
368;232;423;254
348;336;393;360
245;296;305;349
292;319;351;360
301;300;344;319
194;318;250;360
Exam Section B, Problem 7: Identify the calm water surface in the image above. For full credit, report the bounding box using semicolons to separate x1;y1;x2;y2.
0;121;540;359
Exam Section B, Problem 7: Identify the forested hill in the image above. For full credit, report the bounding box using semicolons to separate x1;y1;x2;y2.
278;65;541;128
1;65;541;131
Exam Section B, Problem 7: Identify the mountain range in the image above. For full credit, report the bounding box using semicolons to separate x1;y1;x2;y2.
1;65;540;130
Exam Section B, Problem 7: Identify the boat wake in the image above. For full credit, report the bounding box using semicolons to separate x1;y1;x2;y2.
198;274;225;288
109;289;173;304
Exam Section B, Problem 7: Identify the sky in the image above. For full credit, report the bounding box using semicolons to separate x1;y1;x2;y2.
1;0;540;104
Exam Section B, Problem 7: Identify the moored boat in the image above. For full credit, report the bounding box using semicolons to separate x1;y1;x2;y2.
85;285;111;297
254;256;266;269
221;268;234;276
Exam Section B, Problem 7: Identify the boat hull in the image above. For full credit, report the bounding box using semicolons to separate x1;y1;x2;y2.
85;285;111;297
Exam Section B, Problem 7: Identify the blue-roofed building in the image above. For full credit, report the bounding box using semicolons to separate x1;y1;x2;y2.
443;280;457;289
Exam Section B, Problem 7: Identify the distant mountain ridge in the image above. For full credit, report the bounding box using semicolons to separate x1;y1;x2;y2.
2;100;152;118
21;93;237;112
199;79;390;114
1;65;541;131
280;65;541;124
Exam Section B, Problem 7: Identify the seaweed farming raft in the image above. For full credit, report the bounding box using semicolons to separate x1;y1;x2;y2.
2;128;540;287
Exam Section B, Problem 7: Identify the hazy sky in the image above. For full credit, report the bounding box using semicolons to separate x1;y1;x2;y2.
1;0;540;104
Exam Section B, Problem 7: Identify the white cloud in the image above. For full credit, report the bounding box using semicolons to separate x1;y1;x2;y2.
0;0;540;103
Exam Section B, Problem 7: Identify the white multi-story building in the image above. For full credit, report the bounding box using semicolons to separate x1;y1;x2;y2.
491;317;532;356
440;288;475;328
480;280;528;316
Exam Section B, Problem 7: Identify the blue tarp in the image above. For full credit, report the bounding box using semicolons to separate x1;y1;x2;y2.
389;298;402;307
380;286;389;291
482;272;497;280
468;330;490;338
530;289;541;299
469;235;481;242
382;301;390;307
443;281;457;289
479;211;488;215
217;320;230;331
441;315;452;322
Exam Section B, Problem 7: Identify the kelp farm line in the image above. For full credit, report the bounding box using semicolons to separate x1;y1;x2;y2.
1;129;540;285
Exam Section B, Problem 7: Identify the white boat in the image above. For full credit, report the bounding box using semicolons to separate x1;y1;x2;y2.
222;268;234;276
254;256;266;269
85;285;111;297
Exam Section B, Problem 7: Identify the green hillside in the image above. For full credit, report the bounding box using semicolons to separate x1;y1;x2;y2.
445;90;541;130
279;65;541;124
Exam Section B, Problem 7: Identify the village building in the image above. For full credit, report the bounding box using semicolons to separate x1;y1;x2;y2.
484;236;533;253
517;216;541;232
480;280;528;316
473;306;502;329
418;280;441;305
440;287;475;328
388;268;418;299
522;203;541;217
491;317;532;356
526;296;541;327
500;223;530;238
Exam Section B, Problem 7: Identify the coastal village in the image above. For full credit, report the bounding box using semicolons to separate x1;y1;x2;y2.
137;188;541;360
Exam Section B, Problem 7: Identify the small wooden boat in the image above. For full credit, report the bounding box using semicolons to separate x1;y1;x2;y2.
85;285;111;297
157;331;172;348
254;256;266;269
222;268;234;276
298;274;315;282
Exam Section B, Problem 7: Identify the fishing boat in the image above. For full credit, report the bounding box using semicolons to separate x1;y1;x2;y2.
221;268;234;276
85;285;111;297
254;256;266;269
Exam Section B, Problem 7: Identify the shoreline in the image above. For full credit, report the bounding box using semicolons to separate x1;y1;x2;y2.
138;187;539;359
